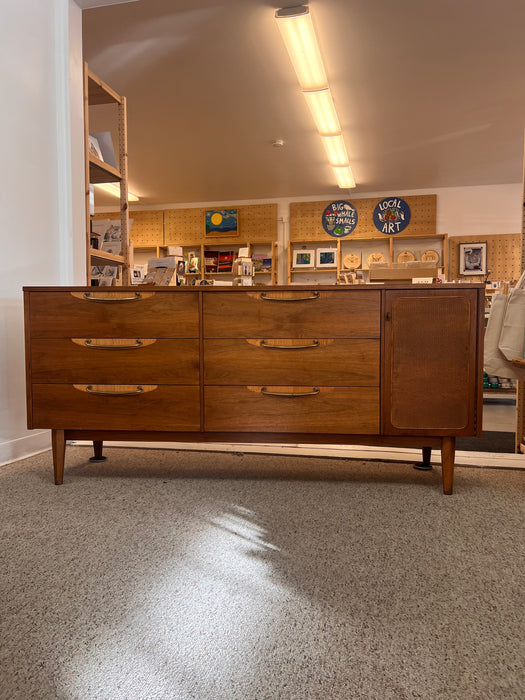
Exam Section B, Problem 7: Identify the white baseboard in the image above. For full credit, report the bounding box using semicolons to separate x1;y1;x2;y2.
70;440;525;469
0;430;51;468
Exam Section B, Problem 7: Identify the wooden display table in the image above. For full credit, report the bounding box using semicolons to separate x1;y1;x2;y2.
23;284;484;493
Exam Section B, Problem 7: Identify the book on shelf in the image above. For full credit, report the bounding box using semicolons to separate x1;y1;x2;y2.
187;254;200;273
141;267;177;286
91;218;133;257
90;265;118;286
218;250;235;273
252;253;272;272
205;251;219;273
131;264;148;284
234;257;253;276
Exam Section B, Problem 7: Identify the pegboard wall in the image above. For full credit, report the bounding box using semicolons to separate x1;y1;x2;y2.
93;210;164;247
449;233;521;282
163;203;277;245
289;194;436;241
95;204;277;247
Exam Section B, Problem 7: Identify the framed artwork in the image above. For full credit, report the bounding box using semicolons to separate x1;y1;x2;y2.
293;249;315;268
316;248;337;268
205;209;238;237
459;242;487;276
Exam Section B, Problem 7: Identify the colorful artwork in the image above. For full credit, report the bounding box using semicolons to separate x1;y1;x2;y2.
373;197;411;234
205;209;238;237
322;200;358;237
293;249;315;268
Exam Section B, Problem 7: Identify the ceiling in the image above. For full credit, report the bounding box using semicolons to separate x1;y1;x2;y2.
82;0;525;207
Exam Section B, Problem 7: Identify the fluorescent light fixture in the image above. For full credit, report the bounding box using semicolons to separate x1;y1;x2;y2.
332;165;356;189
275;5;356;188
94;182;139;202
320;134;349;167
275;5;327;91
302;88;340;135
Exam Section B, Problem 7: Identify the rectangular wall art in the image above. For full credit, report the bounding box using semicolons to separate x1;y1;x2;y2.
205;209;239;237
459;242;487;276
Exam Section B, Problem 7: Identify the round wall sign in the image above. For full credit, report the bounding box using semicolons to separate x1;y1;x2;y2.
373;196;411;234
322;200;358;237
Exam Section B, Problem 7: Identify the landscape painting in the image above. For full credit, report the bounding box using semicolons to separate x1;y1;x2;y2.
205;209;238;237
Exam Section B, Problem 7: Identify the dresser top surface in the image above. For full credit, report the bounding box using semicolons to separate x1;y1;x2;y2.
23;283;484;293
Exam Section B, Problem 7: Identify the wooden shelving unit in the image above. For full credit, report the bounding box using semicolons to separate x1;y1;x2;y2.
84;62;130;285
181;241;278;284
516;137;525;453
287;234;448;284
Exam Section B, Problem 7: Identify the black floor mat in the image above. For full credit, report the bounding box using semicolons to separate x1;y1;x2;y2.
456;431;516;453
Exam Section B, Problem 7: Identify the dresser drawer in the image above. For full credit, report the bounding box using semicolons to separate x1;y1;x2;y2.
27;290;199;338
31;384;200;431
204;386;379;433
30;338;199;384
203;290;380;338
204;338;379;385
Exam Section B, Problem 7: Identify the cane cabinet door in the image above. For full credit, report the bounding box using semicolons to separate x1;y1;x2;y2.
383;289;482;435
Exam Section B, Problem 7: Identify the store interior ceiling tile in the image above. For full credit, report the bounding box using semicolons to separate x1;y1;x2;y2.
82;0;525;206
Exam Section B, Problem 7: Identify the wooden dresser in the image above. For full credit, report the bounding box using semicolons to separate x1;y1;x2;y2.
23;284;484;493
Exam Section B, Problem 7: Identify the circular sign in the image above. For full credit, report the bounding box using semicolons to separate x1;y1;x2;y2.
373;197;411;234
421;249;440;263
397;250;415;263
322;200;358;237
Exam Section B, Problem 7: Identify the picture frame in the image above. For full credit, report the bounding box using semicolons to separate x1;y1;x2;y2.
292;249;315;268
459;242;487;276
205;208;238;237
316;248;337;268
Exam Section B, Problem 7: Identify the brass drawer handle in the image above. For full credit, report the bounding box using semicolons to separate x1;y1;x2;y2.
85;339;143;349
83;292;142;302
261;387;320;397
86;385;144;396
260;291;320;301
260;339;320;350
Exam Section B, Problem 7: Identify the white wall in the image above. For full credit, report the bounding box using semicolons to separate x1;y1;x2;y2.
131;183;523;236
0;0;85;466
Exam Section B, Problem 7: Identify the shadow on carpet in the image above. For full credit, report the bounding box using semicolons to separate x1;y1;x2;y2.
456;430;515;453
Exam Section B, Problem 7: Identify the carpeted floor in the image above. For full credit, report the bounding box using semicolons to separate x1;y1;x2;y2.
0;446;523;699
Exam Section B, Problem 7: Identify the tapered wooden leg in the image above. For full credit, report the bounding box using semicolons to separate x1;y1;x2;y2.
51;429;66;485
90;440;106;462
441;437;455;495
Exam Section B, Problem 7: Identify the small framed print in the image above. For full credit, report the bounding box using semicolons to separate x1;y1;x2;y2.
205;209;238;237
293;249;315;268
459;242;487;276
316;248;337;268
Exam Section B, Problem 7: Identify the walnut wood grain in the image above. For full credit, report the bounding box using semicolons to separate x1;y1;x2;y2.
383;289;479;435
31;338;199;384
51;429;66;485
28;291;199;338
203;289;381;338
32;385;200;431
203;338;379;385
204;386;379;433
